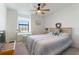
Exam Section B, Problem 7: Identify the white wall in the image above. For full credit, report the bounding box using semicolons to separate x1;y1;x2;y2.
31;15;45;35
44;4;79;48
6;8;17;42
0;4;6;30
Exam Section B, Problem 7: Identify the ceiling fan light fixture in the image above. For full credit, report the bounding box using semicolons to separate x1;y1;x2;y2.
37;10;41;12
36;10;42;14
32;3;50;14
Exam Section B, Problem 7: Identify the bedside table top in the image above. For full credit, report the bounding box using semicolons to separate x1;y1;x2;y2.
0;41;16;55
0;41;16;52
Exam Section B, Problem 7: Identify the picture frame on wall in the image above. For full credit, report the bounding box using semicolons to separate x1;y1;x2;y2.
35;20;41;25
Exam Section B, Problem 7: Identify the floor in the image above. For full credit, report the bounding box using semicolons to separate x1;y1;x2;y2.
14;41;79;55
14;41;29;55
62;48;79;55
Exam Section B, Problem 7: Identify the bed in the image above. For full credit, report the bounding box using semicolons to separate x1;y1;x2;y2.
25;28;72;55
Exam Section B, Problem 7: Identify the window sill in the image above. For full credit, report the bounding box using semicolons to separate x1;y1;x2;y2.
17;32;32;35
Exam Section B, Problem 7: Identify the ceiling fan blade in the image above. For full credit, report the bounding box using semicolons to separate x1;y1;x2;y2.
42;9;50;11
41;12;45;14
31;9;37;11
41;3;46;8
34;5;37;8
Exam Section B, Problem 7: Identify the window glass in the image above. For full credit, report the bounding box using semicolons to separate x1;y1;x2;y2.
17;16;30;33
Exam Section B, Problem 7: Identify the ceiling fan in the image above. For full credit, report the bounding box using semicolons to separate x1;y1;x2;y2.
32;3;50;14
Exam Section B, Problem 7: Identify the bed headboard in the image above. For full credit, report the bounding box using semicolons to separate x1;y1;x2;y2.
47;28;72;33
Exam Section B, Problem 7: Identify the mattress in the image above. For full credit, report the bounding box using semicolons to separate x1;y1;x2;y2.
25;33;72;55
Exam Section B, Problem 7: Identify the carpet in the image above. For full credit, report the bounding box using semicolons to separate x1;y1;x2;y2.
14;42;29;55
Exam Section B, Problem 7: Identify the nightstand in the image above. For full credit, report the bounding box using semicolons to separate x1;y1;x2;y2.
17;32;32;42
0;41;16;55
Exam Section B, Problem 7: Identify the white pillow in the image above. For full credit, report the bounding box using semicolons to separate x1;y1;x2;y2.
48;32;53;35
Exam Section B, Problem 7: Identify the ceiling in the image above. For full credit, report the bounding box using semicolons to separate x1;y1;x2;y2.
5;3;76;15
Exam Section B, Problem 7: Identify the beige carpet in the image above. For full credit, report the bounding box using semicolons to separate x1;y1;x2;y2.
14;41;79;55
14;42;29;55
62;48;79;55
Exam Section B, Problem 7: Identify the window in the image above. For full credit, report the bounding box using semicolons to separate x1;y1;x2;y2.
17;16;31;33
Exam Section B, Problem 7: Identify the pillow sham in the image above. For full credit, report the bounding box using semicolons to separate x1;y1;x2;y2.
48;32;53;35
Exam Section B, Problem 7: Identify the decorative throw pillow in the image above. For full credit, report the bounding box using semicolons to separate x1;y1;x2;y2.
54;28;62;35
48;32;53;35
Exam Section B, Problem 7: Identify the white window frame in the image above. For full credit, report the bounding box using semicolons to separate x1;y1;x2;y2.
17;15;31;34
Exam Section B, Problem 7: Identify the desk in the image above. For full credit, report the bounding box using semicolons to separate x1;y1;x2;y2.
0;41;16;55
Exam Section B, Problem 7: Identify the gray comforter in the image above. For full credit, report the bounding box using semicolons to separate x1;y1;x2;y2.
25;33;72;55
